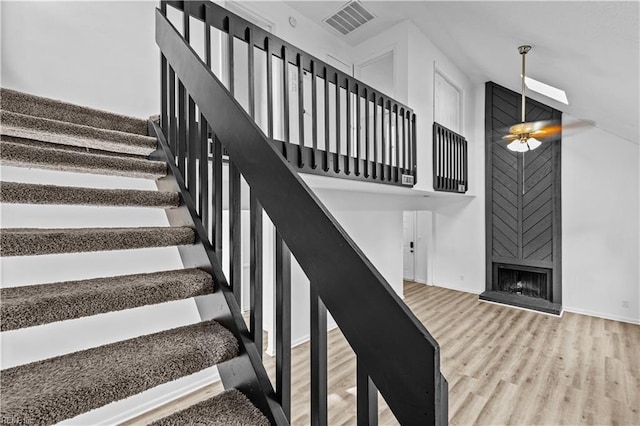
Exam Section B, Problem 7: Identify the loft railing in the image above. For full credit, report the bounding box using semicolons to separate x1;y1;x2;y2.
163;0;416;188
433;122;468;193
156;1;446;425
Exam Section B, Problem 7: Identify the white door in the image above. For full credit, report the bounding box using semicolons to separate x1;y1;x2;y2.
403;211;416;281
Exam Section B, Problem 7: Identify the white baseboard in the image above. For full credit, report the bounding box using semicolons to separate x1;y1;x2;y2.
563;306;640;325
62;366;220;425
431;282;483;295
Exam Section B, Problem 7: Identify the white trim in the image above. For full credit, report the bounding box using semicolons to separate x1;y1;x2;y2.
223;1;275;32
326;53;353;76
432;64;464;134
402;211;417;281
431;282;483;295
563;306;640;325
354;44;397;98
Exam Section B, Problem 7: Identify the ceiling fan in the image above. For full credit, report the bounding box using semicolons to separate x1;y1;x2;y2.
503;45;559;152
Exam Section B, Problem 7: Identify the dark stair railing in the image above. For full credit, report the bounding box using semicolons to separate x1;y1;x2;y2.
433;122;468;193
156;1;447;424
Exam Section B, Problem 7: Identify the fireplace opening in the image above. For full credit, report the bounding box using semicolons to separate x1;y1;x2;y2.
494;264;552;301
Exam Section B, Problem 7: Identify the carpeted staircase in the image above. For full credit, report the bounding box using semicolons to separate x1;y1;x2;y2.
0;88;270;425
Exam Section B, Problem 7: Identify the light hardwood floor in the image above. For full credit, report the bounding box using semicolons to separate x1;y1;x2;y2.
124;282;640;425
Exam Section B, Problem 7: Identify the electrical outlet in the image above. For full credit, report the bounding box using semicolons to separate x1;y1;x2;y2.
622;300;630;309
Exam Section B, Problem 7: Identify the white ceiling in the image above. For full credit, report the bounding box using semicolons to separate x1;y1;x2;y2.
285;1;640;144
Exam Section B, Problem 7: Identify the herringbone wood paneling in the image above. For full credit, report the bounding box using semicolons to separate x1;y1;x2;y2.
485;82;562;304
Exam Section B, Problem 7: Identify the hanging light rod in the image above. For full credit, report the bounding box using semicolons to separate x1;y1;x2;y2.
503;45;543;152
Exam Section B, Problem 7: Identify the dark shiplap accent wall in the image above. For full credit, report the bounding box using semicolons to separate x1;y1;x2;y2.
485;82;562;305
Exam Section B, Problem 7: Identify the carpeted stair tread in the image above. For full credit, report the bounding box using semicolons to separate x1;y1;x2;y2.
152;389;270;426
1;134;146;158
0;226;195;257
0;140;166;179
0;181;180;208
0;320;239;425
1;88;149;135
0;268;213;331
1;110;156;156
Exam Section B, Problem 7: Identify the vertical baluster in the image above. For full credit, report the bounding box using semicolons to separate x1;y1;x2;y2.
282;46;290;160
448;130;453;191
200;5;211;232
401;108;406;176
266;38;274;139
442;127;447;190
169;67;176;156
161;54;168;132
450;132;455;191
275;232;292;421
229;161;241;304
355;84;361;176
334;73;341;173
204;5;211;67
394;104;400;182
381;98;386;181
364;89;370;178
456;135;461;191
297;54;305;168
388;101;394;182
188;96;197;200
463;138;468;191
323;67;330;172
433;124;439;190
439;126;444;190
250;190;263;356
310;284;327;426
200;115;209;235
345;79;351;175
182;0;191;176
247;27;255;119
213;135;223;261
160;2;168;137
311;60;318;170
226;17;235;95
177;80;187;175
373;94;378;180
357;361;378;426
412;114;417;184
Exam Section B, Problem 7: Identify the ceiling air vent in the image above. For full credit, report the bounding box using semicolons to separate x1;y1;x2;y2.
324;1;375;36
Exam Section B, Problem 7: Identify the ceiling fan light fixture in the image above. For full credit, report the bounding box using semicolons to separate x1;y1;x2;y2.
502;45;550;153
526;137;542;150
507;139;529;152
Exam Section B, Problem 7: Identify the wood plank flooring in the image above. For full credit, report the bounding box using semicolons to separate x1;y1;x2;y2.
124;282;640;425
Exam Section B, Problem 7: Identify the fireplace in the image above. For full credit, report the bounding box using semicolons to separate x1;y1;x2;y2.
493;264;552;301
480;262;560;315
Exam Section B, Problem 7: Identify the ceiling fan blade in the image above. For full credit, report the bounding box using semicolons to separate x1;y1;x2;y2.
502;134;520;141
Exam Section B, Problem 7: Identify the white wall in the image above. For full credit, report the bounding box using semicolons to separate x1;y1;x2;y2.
562;117;640;323
0;1;159;119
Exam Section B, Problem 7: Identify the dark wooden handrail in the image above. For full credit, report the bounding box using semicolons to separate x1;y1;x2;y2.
157;5;446;425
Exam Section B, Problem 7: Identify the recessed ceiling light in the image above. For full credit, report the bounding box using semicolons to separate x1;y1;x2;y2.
523;76;569;105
